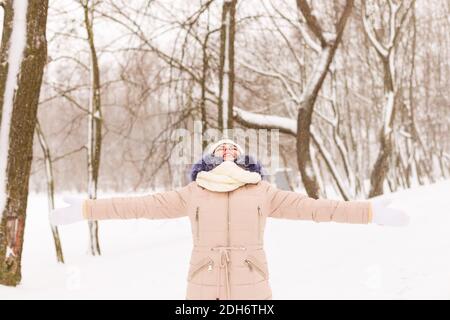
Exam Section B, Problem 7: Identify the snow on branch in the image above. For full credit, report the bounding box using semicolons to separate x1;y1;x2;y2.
362;1;389;57
387;0;401;48
296;20;322;53
233;106;352;199
233;107;296;136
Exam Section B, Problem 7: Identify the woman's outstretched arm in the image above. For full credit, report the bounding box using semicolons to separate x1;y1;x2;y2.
50;182;195;225
262;181;372;224
83;182;195;221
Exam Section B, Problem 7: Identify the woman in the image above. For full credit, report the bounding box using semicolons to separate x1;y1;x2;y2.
50;139;409;300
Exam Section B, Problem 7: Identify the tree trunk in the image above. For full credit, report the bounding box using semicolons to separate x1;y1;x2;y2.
363;0;415;197
217;0;237;134
368;63;396;197
201;22;211;150
0;0;49;286
82;0;102;256
295;0;354;199
35;120;64;263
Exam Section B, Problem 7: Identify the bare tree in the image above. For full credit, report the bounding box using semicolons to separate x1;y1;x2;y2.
218;0;237;133
81;0;102;256
234;0;354;198
35;120;64;263
0;0;49;286
361;0;415;197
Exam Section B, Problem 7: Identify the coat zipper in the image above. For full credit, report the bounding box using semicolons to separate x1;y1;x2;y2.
189;258;214;281
195;206;200;241
245;258;266;279
227;193;230;246
257;205;262;242
221;192;231;300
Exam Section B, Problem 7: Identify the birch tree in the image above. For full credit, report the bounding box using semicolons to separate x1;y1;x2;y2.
0;0;49;286
81;0;102;256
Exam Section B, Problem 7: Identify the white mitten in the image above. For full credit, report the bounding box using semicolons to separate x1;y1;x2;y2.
370;198;410;227
50;196;86;226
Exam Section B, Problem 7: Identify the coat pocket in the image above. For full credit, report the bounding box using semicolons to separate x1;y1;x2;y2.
244;255;267;280
188;257;214;281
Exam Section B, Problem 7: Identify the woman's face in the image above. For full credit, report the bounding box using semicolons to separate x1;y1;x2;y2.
213;143;240;161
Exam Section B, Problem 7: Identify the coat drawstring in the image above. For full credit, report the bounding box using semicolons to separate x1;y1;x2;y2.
211;246;246;300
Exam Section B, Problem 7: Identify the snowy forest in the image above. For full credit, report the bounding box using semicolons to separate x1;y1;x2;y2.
0;0;449;299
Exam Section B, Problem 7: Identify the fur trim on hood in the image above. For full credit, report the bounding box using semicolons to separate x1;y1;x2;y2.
190;154;265;182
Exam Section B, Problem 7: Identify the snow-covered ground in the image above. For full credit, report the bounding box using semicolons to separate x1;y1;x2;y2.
1;179;449;300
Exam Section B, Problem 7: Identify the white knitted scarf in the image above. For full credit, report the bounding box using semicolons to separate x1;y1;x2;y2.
195;160;261;192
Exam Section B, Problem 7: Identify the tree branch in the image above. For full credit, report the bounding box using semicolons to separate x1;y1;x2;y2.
296;0;326;47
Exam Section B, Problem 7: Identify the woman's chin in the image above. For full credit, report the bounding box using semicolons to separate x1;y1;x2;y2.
223;155;235;161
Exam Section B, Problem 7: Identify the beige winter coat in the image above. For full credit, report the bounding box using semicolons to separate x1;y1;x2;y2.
82;180;373;300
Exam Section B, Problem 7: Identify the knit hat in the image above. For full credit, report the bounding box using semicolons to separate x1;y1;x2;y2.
205;139;244;156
